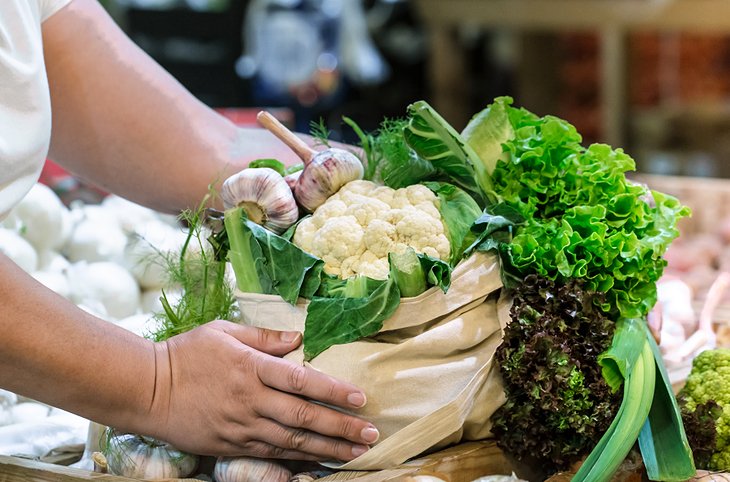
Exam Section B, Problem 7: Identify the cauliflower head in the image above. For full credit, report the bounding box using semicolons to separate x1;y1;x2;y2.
292;180;450;279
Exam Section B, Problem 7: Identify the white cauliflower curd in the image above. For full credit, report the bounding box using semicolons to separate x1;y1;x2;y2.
293;180;450;279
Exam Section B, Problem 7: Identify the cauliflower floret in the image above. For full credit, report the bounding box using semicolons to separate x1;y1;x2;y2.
358;257;389;280
371;186;396;205
310;216;365;262
292;180;452;279
338;180;377;196
363;219;397;257
390;189;411;209
405;184;437;205
311;199;348;228
354;251;389;280
345;197;390;227
292;217;317;253
414;201;441;220
340;254;362;280
395;209;444;239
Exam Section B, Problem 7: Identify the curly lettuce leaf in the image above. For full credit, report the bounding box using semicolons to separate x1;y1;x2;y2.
478;107;691;320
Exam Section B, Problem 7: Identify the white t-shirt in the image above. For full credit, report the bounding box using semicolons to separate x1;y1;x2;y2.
0;0;71;220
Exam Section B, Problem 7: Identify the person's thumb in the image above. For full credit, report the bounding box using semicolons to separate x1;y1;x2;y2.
215;321;302;356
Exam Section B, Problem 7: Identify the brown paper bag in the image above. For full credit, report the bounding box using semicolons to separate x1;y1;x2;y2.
236;251;507;470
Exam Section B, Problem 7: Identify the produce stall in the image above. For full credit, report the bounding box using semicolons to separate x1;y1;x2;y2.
1;96;728;482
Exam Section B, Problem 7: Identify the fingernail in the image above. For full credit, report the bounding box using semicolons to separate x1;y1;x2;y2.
280;331;301;343
351;445;368;458
361;426;379;444
347;392;366;408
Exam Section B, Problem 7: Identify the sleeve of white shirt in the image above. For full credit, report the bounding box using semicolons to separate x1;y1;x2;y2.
39;0;72;22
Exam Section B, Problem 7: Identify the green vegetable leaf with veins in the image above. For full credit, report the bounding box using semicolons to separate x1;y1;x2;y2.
304;273;400;360
423;181;482;265
404;101;485;205
224;208;323;303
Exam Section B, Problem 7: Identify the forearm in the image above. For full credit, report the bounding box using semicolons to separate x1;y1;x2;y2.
0;255;155;435
43;0;302;214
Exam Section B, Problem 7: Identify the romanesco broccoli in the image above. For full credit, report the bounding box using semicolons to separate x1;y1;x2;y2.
679;348;730;470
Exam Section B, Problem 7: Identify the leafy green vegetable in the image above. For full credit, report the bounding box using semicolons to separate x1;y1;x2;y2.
467;204;521;255
423;181;482;264
417;252;451;293
404;101;485;205
346;116;436;188
490;275;619;472
224;207;323;303
475;103;691;321
389;248;427;298
245;220;324;303
638;328;695;481
316;273;384;299
248;158;286;176
461;95;515;197
304;272;400;360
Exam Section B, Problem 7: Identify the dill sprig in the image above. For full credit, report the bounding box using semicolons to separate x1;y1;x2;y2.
148;193;237;342
309;117;332;148
344;116;434;188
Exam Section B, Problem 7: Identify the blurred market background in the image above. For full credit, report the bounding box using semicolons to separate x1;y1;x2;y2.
86;0;730;181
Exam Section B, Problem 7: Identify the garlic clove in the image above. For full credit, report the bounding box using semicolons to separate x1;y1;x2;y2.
221;168;299;235
213;456;292;482
284;169;303;190
295;149;364;213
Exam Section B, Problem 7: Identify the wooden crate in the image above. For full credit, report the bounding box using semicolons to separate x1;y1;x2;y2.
0;442;535;482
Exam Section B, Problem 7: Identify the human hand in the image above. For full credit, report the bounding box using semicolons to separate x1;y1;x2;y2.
144;320;378;461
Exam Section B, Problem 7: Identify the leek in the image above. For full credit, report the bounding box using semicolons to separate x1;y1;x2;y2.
638;326;696;480
573;340;655;482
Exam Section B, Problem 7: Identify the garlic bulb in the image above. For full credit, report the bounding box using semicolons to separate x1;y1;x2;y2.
103;431;198;480
257;111;364;213
220;168;299;234
294;148;364;213
213;456;291;482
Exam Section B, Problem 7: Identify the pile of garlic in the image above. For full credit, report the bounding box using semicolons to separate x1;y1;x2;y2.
0;183;188;460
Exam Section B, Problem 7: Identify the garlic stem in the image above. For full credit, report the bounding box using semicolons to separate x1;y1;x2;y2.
257;110;364;212
257;111;316;165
